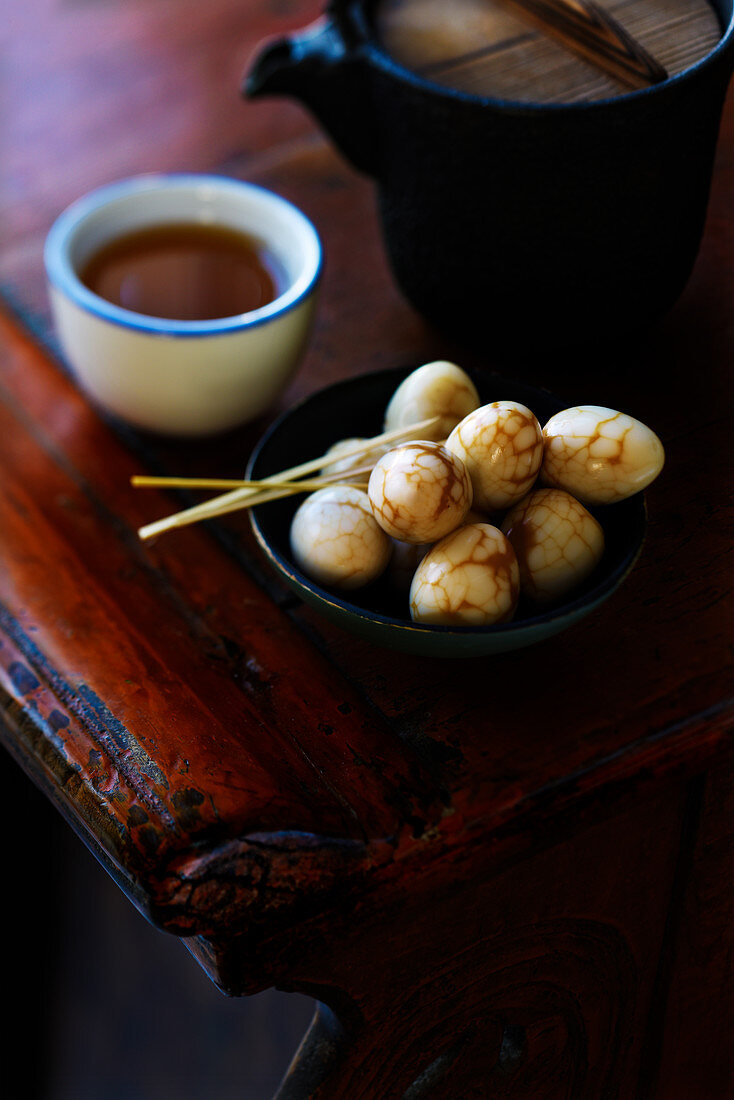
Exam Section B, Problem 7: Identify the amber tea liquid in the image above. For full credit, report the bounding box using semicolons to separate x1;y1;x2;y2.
79;222;283;321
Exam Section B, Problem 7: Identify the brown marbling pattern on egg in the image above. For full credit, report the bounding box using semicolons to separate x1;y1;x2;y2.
542;406;665;504
368;441;473;544
446;401;543;511
410;523;520;626
502;488;605;604
290;486;392;590
384;361;480;442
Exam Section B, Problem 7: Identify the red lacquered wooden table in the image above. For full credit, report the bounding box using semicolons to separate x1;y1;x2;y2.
1;2;732;1097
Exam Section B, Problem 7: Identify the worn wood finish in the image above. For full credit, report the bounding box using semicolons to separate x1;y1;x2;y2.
1;0;733;1095
273;787;693;1097
654;768;734;1097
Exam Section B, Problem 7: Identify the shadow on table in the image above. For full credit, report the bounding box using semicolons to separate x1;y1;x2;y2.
2;748;314;1100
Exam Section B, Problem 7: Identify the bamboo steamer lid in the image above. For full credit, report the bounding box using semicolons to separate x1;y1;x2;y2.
377;0;722;103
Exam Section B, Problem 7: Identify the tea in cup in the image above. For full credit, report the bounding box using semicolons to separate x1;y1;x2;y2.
45;174;322;436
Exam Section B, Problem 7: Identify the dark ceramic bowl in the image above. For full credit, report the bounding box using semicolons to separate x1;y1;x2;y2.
247;368;647;657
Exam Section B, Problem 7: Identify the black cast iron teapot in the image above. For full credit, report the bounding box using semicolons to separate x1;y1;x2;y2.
245;0;734;353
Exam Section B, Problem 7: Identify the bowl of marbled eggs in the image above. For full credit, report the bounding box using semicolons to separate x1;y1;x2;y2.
247;363;662;657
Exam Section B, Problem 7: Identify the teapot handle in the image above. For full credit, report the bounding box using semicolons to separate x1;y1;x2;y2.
244;15;380;177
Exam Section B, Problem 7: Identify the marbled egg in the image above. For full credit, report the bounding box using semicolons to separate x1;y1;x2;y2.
386;508;496;592
446;401;543;511
501;489;605;604
384;361;480;442
410;523;520;626
368;441;473;543
542;405;665;504
321;437;392;477
290;486;392;590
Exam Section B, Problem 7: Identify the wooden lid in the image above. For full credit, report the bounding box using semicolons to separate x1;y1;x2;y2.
377;0;722;103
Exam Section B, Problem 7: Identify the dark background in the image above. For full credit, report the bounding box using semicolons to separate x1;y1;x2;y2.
4;749;314;1100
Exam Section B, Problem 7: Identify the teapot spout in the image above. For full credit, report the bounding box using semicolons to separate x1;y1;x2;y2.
245;37;304;99
244;17;379;177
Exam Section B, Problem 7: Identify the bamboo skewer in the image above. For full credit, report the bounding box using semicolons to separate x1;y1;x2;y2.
135;416;440;542
132;474;369;493
141;473;367;531
137;465;374;541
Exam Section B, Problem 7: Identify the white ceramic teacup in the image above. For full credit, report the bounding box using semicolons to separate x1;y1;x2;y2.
44;173;322;436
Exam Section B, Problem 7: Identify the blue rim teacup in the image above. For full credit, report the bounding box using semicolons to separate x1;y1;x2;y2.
45;173;322;436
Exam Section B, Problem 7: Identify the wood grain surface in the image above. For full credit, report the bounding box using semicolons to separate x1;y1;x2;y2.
1;0;733;1095
378;0;722;102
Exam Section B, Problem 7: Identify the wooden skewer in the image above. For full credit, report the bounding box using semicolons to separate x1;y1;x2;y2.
504;0;668;88
133;474;369;492
135;416;440;542
137;468;371;542
139;471;372;541
133;416;438;496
